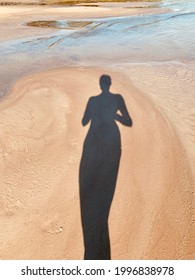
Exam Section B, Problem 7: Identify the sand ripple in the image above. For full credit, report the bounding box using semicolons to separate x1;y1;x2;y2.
0;68;193;259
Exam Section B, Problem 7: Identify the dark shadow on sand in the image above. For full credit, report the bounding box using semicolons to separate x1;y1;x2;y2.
79;75;132;260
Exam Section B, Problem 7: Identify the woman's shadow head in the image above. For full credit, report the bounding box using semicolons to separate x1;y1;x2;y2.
99;75;111;93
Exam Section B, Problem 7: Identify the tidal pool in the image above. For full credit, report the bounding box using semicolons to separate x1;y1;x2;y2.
27;20;93;29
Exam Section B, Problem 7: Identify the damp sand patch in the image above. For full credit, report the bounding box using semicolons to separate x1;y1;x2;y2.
0;1;42;5
124;4;160;9
0;0;157;6
75;3;99;7
27;20;93;29
43;0;158;5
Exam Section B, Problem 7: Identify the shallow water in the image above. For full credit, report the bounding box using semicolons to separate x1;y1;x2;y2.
27;20;93;29
0;1;195;96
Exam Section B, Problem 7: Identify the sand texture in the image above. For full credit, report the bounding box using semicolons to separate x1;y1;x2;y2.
0;68;194;259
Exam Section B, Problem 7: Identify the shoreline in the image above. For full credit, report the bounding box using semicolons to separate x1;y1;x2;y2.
0;4;171;43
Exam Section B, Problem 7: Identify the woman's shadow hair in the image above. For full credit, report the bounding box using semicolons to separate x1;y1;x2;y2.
79;74;132;260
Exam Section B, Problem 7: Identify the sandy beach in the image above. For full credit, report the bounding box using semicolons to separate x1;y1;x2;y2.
0;1;194;260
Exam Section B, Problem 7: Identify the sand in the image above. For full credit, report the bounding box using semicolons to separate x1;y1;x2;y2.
0;3;194;260
0;3;170;41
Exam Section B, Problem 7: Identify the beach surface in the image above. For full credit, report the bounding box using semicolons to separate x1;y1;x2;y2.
0;1;194;259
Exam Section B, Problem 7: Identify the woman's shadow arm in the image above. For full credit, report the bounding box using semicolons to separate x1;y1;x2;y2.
115;94;133;127
82;97;93;126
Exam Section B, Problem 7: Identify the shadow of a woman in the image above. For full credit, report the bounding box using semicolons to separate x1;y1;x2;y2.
79;75;132;260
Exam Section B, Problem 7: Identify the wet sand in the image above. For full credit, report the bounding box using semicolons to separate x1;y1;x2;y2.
0;3;194;259
0;3;170;41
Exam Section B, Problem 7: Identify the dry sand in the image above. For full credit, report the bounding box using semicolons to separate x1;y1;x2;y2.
0;4;194;260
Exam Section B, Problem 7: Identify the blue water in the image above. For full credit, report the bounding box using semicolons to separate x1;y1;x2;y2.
0;1;195;95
